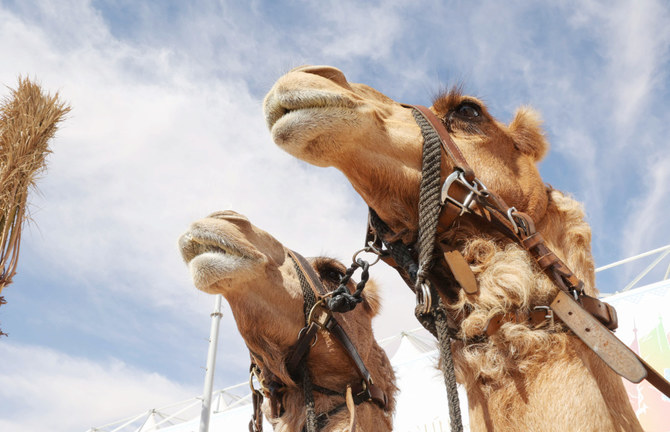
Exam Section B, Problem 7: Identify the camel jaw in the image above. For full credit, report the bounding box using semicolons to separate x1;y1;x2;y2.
178;229;260;293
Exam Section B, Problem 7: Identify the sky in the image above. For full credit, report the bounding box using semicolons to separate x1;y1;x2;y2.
0;0;669;430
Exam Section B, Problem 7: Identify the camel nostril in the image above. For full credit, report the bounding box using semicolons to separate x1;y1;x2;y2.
295;65;353;91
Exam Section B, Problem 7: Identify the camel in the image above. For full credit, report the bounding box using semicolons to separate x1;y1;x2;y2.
178;210;396;432
263;65;644;431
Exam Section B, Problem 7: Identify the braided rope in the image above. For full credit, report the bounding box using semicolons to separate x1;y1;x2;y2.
411;107;463;432
433;302;463;432
411;108;443;283
300;364;318;432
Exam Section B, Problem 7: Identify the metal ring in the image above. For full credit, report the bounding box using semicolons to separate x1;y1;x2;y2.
307;298;327;325
296;320;320;347
352;247;381;266
365;240;384;257
506;207;520;234
415;282;432;315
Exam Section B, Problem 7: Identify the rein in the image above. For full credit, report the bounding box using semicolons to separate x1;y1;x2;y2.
364;104;670;430
248;249;388;432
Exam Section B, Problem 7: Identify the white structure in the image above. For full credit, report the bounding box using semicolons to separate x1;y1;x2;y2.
88;245;670;432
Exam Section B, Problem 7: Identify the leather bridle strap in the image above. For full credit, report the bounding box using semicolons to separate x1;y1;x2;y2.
408;105;619;329
405;104;475;182
286;250;388;408
373;103;670;398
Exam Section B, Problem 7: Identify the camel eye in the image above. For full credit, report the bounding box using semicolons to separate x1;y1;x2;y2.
321;267;345;284
455;103;481;119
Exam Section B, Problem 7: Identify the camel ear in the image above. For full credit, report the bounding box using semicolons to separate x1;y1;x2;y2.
361;279;382;317
508;107;549;161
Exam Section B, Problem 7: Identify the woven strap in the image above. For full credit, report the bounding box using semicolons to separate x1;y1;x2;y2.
410;106;464;432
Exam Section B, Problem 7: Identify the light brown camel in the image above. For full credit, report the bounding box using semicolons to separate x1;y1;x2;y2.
263;65;643;431
179;210;396;432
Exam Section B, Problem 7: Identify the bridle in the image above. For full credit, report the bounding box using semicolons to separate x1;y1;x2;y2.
248;249;389;432
363;104;670;430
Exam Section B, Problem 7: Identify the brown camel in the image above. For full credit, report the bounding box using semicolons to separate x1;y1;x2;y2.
263;66;643;431
179;210;396;432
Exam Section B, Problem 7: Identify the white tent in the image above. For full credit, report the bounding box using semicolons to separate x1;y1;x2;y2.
89;330;468;432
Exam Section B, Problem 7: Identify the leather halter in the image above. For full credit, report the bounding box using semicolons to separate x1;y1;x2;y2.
248;249;388;432
365;104;670;398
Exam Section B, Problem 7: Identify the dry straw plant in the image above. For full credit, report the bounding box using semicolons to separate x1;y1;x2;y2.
0;78;69;335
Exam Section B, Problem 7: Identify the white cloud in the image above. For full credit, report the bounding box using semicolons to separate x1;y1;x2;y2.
2;0;670;428
0;342;198;432
622;153;670;254
565;0;670;145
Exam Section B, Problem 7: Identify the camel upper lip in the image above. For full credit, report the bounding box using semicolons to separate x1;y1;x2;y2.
180;229;252;263
264;90;358;130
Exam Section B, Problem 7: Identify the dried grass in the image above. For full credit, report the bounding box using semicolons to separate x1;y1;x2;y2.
0;77;70;295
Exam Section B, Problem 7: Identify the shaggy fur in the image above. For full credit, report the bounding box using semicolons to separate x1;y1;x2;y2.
264;65;642;431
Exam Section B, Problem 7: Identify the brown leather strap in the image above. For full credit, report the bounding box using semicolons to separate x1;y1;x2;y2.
551;290;647;383
437;241;478;294
286;322;320;379
249;387;264;432
484;296;617;338
407;104;475;182
349;379;388;409
579;294;618;331
639;356;670;398
288;249;328;296
327;317;388;409
485;308;553;336
286;250;389;409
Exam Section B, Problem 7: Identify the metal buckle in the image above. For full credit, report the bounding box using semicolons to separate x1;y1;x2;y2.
441;169;488;216
416;282;432;315
533;305;554;326
308;299;333;329
507;207;520;234
353;380;372;404
296;324;319;347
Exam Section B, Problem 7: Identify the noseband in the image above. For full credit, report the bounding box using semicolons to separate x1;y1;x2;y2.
248;250;388;432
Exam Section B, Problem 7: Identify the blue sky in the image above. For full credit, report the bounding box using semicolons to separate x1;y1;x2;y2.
1;0;669;430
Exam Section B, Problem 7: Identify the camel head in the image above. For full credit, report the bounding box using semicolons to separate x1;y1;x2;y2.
178;210;387;393
264;65;550;242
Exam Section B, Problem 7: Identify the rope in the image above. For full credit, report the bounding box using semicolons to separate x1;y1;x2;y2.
411;107;463;432
412;108;443;284
326;259;369;313
433;302;463;432
299;363;318;432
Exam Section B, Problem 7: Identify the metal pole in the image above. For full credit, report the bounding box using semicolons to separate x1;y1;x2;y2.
199;294;223;432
